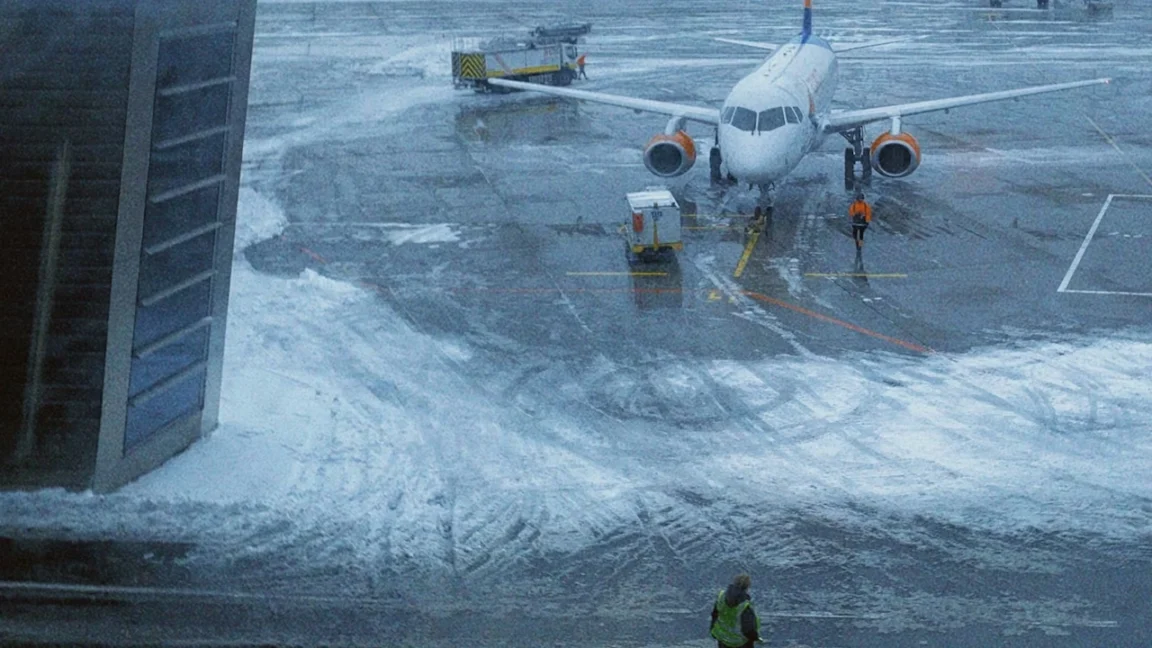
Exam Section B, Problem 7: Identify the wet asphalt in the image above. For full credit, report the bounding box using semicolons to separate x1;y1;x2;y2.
3;0;1151;645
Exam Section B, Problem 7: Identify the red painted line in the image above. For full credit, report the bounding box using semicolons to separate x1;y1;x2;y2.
299;246;327;264
741;291;932;354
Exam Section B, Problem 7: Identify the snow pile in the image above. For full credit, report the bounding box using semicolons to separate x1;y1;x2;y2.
118;190;1152;555
2;191;1149;579
232;186;289;253
705;341;1152;534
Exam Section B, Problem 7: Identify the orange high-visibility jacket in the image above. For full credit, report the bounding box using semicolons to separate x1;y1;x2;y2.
849;200;872;224
577;53;587;66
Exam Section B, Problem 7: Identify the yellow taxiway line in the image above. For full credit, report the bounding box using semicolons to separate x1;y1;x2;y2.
733;231;760;278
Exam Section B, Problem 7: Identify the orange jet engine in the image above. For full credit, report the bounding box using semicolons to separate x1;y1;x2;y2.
643;130;696;177
870;131;922;178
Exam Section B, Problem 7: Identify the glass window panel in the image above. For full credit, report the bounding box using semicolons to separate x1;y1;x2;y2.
124;365;206;450
132;276;213;350
785;107;800;124
721;106;735;124
156;30;236;90
143;183;222;251
128;325;210;398
147;131;227;197
153;82;231;144
138;230;217;300
730;107;756;132
757;107;786;132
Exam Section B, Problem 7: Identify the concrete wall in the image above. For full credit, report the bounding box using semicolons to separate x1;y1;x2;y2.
0;0;256;492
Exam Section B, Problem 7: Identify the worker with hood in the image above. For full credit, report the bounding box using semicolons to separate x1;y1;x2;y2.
710;573;762;648
848;190;873;250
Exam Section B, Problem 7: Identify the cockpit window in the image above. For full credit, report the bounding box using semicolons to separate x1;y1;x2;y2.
721;106;736;124
730;107;756;132
785;106;801;124
757;107;786;133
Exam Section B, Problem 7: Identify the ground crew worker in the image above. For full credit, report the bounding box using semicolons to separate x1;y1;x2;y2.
710;573;762;648
848;191;872;249
576;52;588;79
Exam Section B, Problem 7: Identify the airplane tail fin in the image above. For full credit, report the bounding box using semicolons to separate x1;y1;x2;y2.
802;0;813;37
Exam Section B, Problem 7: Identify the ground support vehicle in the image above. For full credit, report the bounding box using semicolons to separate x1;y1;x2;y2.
452;23;590;92
624;189;682;263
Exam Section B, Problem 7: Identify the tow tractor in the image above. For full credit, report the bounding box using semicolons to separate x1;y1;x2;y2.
452;23;591;92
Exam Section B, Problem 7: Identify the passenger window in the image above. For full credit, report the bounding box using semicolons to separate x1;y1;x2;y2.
757;107;786;132
730;107;756;132
721;106;735;124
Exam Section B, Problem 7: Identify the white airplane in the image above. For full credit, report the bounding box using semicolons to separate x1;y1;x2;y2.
485;0;1109;207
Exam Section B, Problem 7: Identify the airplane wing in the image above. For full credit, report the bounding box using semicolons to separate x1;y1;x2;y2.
823;77;1110;133
831;37;914;53
486;78;719;125
714;36;909;54
713;37;777;52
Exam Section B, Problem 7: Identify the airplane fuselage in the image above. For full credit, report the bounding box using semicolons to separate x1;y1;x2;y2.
718;34;839;185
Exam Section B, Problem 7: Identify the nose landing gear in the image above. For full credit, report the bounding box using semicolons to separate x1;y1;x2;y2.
841;127;872;191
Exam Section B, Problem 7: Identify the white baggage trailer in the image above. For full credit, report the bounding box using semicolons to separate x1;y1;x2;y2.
625;189;681;261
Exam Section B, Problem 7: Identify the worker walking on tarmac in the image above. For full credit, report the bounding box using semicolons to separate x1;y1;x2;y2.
576;52;588;79
848;190;873;250
710;573;762;648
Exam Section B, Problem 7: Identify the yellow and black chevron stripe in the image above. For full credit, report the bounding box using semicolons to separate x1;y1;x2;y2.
454;53;485;79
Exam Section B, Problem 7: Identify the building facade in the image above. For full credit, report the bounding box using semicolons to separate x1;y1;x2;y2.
0;0;256;491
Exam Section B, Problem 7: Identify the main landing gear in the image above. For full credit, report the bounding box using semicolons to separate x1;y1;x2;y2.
841;126;872;192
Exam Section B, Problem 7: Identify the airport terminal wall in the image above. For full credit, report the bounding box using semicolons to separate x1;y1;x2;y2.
0;0;256;492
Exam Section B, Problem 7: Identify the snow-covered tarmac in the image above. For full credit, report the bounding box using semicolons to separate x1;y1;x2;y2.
3;0;1151;645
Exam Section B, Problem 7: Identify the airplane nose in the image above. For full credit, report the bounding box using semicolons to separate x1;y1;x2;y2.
725;135;788;184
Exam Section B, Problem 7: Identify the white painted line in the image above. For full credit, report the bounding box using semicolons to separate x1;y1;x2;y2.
1061;289;1152;298
1058;194;1152;296
1058;194;1114;293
